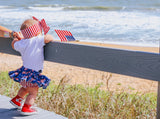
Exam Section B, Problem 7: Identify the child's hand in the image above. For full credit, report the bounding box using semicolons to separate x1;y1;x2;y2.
44;34;54;43
14;32;24;40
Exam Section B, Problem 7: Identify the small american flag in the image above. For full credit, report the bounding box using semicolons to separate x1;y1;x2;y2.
55;29;75;42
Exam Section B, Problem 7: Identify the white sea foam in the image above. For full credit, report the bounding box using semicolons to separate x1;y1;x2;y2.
28;6;64;11
0;5;9;8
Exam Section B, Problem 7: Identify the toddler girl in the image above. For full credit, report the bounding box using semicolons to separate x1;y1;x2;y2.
8;16;53;115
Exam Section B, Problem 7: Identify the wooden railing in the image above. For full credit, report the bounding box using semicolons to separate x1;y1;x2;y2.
1;38;160;118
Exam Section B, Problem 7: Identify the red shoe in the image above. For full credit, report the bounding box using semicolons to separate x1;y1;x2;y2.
21;104;37;115
10;95;23;109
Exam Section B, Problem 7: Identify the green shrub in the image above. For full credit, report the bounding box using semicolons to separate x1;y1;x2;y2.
0;72;157;119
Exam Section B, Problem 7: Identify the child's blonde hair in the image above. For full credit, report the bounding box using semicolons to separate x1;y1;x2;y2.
20;19;38;30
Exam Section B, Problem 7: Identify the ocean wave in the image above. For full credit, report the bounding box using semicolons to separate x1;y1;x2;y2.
0;5;16;9
64;6;124;11
29;5;125;11
34;4;67;8
26;5;160;12
28;6;64;11
1;4;160;12
64;6;160;12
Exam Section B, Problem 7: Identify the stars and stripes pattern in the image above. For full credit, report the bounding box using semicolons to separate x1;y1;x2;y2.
40;19;50;35
55;29;75;42
33;16;50;35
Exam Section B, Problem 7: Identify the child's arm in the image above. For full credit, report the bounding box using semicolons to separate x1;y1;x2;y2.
44;34;54;44
0;25;14;38
0;25;12;33
11;38;19;50
11;32;23;50
0;26;23;40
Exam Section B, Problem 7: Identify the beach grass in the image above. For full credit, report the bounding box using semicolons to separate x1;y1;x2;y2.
0;71;157;119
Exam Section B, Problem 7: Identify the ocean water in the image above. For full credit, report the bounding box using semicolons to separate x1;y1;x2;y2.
0;0;160;47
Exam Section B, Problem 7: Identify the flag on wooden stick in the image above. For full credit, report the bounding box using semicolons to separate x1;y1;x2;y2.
55;29;75;42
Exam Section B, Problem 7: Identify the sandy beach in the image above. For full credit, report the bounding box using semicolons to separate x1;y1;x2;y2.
0;41;158;93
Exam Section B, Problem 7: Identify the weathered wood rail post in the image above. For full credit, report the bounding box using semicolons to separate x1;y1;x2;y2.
157;82;160;118
0;37;160;118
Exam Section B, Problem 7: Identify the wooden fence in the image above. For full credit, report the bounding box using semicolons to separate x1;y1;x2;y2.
0;38;160;118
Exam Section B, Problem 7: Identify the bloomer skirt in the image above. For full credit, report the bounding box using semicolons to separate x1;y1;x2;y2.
8;66;50;89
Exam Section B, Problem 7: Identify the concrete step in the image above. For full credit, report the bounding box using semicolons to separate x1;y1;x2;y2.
0;95;67;119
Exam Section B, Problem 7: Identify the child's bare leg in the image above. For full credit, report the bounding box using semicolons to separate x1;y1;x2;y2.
10;87;28;108
24;86;39;105
21;86;39;115
17;87;28;98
